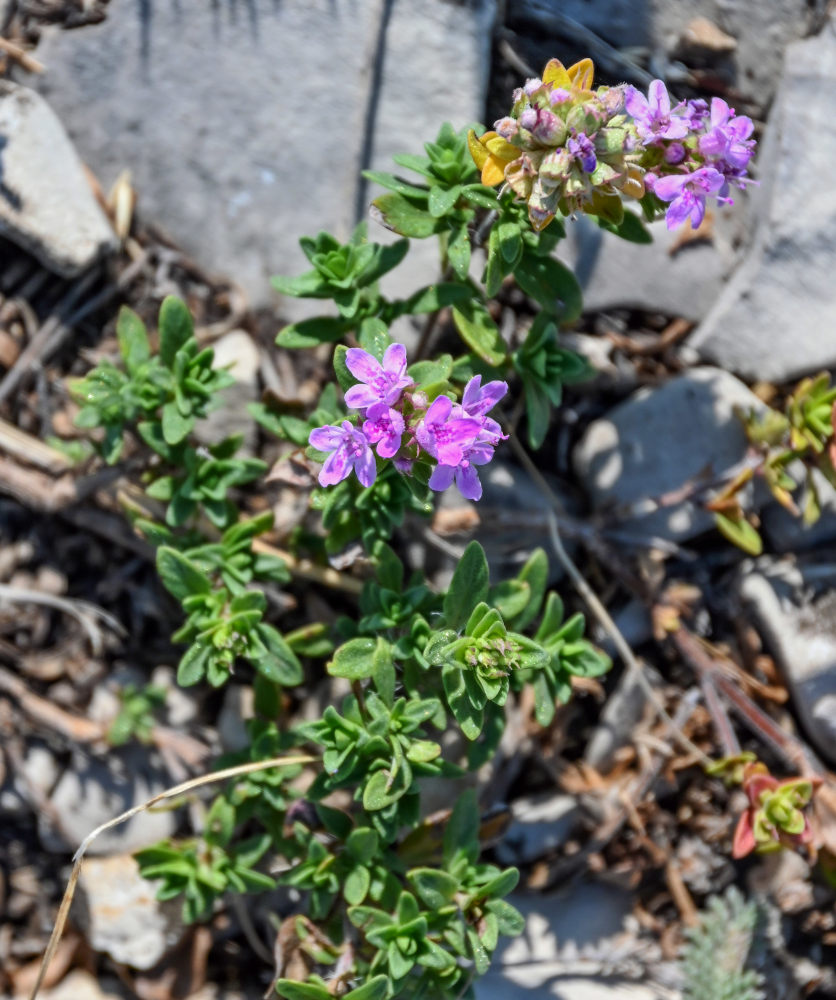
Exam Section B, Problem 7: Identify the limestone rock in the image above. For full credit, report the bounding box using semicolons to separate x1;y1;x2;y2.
41;746;176;855
740;561;836;766
494;793;580;865
573;367;764;541
563;213;741;323
689;21;836;381
761;468;836;553
0;81;115;275
34;0;494;307
75;854;184;970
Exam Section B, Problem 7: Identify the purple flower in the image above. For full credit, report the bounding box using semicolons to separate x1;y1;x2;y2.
549;87;571;105
698;98;755;173
524;77;543;97
428;441;495;502
415;395;481;466
309;421;376;488
567;132;597;173
460;375;508;417
654;167;726;230
683;98;709;129
625;80;689;145
456;375;508;445
344;343;412;411
362;403;404;459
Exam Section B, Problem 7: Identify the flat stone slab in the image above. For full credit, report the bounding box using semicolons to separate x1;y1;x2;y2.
562;213;740;323
688;19;836;382
740;560;836;766
34;0;494;308
573;367;764;541
0;81;115;275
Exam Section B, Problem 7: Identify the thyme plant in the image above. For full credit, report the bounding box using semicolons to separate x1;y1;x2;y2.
68;58;768;998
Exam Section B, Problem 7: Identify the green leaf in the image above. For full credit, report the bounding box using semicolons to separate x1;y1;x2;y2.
442;662;483;740
358;317;390;360
372;637;396;707
276;316;349;349
275;982;331;1000
428;184;462;218
485;898;525;935
333;344;355;394
451;302;507;367
345;976;391;1000
510;548;549;630
514;253;583;322
329;637;377;680
176;642;212;687
371;192;444;239
498;221;523;264
407;355;453;386
360;238;410;285
271;270;330;298
252;624;304;686
443;787;479;863
363;168;430;198
161;400;194;445
475;866;519;900
407;868;458;909
488;580;530;621
158;296;194;370
522;373;551;450
443;541;490;629
344;865;371;905
401;282;473;315
346;827;379;864
116;306;150;372
714;512;763;556
363;768;405;810
156;547;210;600
447;221;471;280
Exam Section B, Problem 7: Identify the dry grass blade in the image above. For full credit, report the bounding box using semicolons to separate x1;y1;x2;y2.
28;753;317;1000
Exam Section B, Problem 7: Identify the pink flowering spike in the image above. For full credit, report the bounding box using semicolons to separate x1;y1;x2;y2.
309;420;376;488
654;167;725;229
461;376;508;417
363;402;405;459
344;343;413;410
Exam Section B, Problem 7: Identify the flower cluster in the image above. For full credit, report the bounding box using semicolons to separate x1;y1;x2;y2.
468;58;755;233
309;343;507;501
468;58;643;232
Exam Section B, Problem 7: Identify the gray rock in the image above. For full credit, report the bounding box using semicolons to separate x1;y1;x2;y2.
0;81;115;275
34;0;494;308
495;793;580;865
75;854;184;970
478;884;678;1000
41;746;177;855
563;212;742;323
573;367;764;541
689;20;836;381
740;561;836;766
762;468;836;553
511;0;821;111
217;683;255;753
